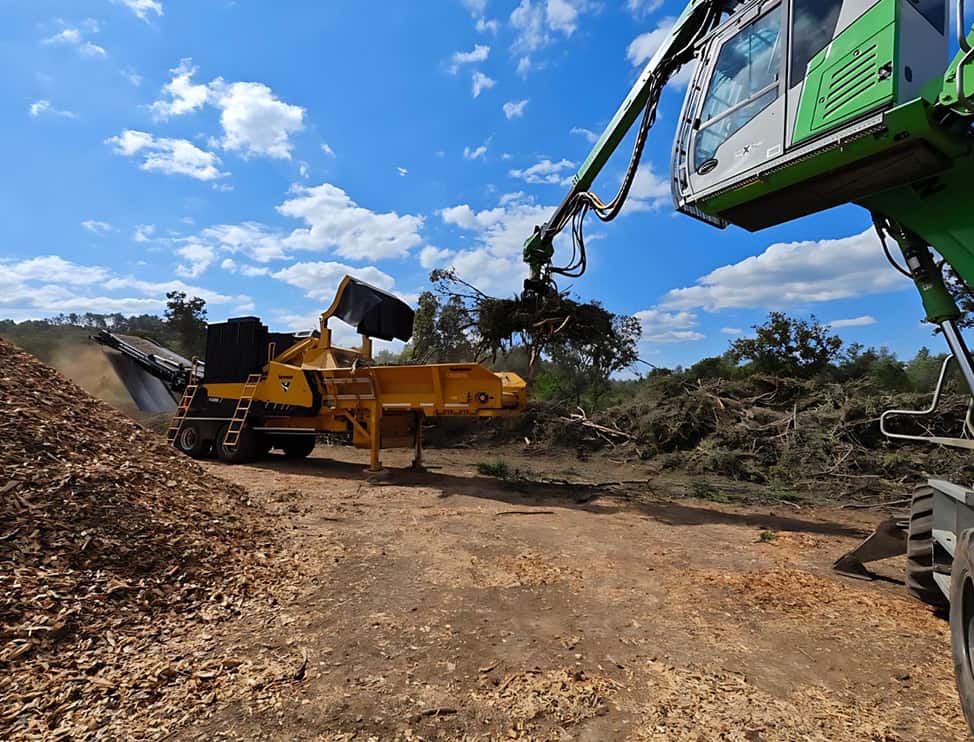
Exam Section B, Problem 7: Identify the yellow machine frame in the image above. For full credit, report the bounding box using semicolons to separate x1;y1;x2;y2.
199;277;526;471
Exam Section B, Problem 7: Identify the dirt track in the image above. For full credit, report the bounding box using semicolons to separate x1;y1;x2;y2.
180;444;967;741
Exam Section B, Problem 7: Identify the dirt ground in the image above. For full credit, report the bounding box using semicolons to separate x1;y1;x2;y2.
147;441;969;742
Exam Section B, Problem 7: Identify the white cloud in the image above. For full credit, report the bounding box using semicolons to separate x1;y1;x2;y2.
299;161;310;179
503;99;529;119
510;0;547;52
107;130;228;181
1;256;109;286
627;0;663;16
123;68;143;86
472;71;496;98
462;0;488;14
81;220;113;234
134;224;156;242
449;44;490;73
397;166;409;177
720;327;743;335
449;250;528;295
175;242;215;278
113;0;163;22
148;60;305;159
635;307;704;343
499;191;526;205
662;229;904;311
439;202;551;257
103;276;247;308
0;255;248;322
626;163;671;213
175;183;426;272
516;56;533;77
276;183;424;261
42;22;106;58
150;58;209;119
509;157;575;185
221;256;272;278
439;204;480;230
209;79;305;160
624;19;698;89
510;0;589;54
626;17;673;67
321;143;336;157
420;246;455;269
829;315;877;328
272;262;396;302
437;199;567;293
29;100;77;119
546;0;579;35
200;223;287;262
477;17;500;33
570;126;598;143
464;143;488;160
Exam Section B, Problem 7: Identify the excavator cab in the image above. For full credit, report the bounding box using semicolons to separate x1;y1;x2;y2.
672;0;950;230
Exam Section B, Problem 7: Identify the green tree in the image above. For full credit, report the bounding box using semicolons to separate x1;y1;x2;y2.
406;291;474;362
686;353;740;382
542;312;641;409
905;346;951;392
729;312;842;378
942;266;974;331
164;291;207;357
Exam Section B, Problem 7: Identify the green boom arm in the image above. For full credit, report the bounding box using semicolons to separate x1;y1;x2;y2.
520;0;727;283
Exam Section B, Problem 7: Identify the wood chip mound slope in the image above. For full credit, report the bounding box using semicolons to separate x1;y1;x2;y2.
0;338;269;739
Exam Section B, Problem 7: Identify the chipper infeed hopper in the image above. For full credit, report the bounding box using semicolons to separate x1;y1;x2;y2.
161;276;526;471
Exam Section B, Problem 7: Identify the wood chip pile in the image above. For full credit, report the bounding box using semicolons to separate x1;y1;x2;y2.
0;338;273;739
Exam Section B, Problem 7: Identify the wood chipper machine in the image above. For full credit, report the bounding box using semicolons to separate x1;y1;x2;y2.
95;276;526;471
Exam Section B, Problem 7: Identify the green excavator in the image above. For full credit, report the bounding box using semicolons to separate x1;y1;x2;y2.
519;0;974;728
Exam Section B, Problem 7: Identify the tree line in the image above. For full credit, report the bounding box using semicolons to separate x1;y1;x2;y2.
0;292;208;362
1;288;958;409
405;296;958;411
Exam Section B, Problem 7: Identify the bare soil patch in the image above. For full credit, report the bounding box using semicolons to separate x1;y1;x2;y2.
175;443;965;741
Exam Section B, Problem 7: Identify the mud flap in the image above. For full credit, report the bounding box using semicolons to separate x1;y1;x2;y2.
833;516;909;580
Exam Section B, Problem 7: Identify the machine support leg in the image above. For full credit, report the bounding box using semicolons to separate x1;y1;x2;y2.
941;320;974;397
411;411;425;471
885;220;974;394
368;405;382;473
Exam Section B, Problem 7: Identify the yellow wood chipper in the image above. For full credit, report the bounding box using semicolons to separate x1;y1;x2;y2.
95;276;526;471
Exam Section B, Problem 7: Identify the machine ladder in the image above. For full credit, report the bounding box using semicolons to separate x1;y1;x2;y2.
222;374;262;449
165;360;200;446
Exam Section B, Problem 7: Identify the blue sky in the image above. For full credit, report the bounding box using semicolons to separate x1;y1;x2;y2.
0;0;950;367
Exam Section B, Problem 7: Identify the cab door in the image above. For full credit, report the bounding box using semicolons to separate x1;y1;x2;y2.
687;0;785;194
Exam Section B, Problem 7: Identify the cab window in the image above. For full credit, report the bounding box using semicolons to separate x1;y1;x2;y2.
694;7;782;168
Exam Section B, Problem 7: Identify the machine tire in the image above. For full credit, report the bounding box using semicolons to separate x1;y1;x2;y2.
950;530;974;736
215;424;258;464
174;423;210;459
906;485;949;611
280;435;316;459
